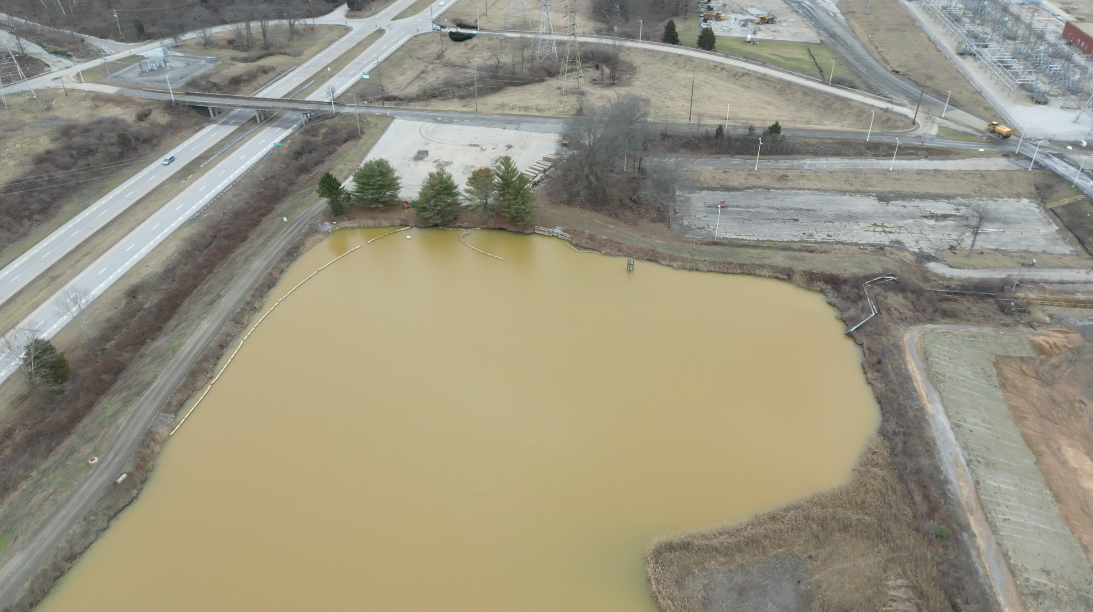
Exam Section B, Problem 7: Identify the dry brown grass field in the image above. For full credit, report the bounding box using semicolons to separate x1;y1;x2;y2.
348;35;909;131
838;0;997;121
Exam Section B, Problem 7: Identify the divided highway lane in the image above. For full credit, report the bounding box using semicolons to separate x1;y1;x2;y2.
0;5;414;310
0;1;454;385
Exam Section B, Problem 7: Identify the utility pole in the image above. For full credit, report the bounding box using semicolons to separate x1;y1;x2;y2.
911;79;927;126
755;138;762;170
866;110;874;141
724;103;730;132
1029;140;1042;170
688;71;695;122
167;74;175;104
639;19;642;40
1075;155;1090;186
354;94;361;136
113;9;122;37
889;138;900;170
329;85;336;114
942;90;951;118
474;64;478;112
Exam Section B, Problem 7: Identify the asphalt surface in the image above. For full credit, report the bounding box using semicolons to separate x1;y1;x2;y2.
0;4;410;310
0;0;452;386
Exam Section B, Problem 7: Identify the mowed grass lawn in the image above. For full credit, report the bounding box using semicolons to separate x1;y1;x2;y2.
675;12;841;80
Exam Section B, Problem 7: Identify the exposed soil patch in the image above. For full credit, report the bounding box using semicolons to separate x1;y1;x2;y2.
996;330;1093;567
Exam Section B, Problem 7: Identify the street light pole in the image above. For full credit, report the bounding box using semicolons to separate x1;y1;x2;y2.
715;200;723;239
828;60;835;85
890;138;900;171
725;103;730;132
166;74;175;104
1074;156;1090;186
866;110;874;142
1029;140;1043;170
639;20;643;40
329;85;336;114
941;90;951;118
1015;132;1024;155
688;71;695;122
755;138;763;170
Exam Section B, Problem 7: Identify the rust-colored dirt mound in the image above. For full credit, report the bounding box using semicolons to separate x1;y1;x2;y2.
996;330;1093;566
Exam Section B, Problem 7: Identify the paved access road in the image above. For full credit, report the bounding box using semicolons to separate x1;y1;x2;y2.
0;0;455;385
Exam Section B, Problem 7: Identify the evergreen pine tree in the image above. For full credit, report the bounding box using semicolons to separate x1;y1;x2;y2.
412;169;462;225
317;172;348;214
21;338;69;390
697;26;716;51
494;156;535;225
464;167;499;218
352;159;401;208
662;20;680;45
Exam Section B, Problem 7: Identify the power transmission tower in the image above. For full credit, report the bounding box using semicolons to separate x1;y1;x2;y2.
560;3;582;93
533;0;558;63
505;0;530;29
0;38;42;111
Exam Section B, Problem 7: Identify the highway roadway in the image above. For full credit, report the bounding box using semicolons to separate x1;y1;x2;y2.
0;0;455;385
0;1;418;309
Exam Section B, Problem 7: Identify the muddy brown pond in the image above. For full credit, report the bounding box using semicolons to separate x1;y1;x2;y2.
38;229;878;612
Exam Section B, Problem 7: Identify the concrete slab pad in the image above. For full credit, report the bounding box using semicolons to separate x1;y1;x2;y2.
676;189;1074;254
362;119;560;199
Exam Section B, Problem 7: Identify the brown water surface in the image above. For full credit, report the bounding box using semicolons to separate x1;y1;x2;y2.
37;229;878;612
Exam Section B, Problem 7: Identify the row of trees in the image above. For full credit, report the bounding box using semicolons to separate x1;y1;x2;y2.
661;20;716;51
316;156;535;225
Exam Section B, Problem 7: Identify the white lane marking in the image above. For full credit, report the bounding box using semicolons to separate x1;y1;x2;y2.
152;223;160;230
41;252;50;258
98;268;106;275
126;244;134;251
219;170;225;175
199;186;206;192
125;191;134;197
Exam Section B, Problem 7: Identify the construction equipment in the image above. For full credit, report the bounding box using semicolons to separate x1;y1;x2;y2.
702;11;726;20
986;121;1014;138
754;14;776;24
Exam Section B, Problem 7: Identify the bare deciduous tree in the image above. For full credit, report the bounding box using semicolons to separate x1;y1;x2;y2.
256;6;275;50
56;287;92;340
286;15;299;40
966;204;989;257
555;95;664;214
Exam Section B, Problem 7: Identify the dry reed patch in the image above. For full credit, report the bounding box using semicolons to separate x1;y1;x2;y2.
647;436;950;612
